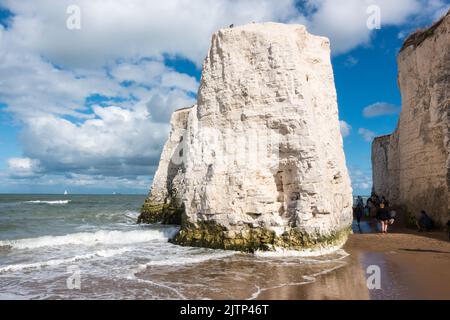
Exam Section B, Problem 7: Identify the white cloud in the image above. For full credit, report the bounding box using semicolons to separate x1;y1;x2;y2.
19;105;170;177
110;60;167;86
109;59;200;95
349;166;372;192
363;102;400;117
0;34;123;118
0;0;447;191
358;128;377;142
1;0;441;69
0;171;152;193
147;89;196;123
161;72;199;93
1;0;299;68
344;55;359;67
339;120;352;137
397;1;449;39
7;157;42;178
0;35;198;185
409;0;450;22
301;0;423;54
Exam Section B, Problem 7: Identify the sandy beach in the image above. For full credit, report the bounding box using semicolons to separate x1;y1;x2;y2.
257;222;450;300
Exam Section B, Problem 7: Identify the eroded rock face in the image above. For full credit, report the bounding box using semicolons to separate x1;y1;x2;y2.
143;22;353;251
372;134;400;204
372;11;450;226
138;107;192;224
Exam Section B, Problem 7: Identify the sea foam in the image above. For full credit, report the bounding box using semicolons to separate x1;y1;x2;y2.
254;240;349;258
0;228;179;250
0;248;132;273
141;250;236;267
24;200;71;205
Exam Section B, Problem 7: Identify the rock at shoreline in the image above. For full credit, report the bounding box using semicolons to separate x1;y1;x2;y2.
141;22;353;251
138;107;191;225
372;10;450;227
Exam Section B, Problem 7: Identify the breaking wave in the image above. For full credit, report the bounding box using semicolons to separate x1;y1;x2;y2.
0;228;180;250
24;200;71;205
254;244;348;258
0;248;132;273
139;251;236;268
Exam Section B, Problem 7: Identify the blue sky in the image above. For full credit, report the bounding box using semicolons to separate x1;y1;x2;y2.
333;26;404;193
0;0;448;194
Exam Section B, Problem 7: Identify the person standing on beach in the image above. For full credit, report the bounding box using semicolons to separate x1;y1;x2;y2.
446;220;450;240
416;210;434;232
366;193;379;218
376;203;390;233
381;196;389;208
355;196;364;225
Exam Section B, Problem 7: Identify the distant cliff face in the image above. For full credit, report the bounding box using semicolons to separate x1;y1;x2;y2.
142;22;353;251
372;11;450;226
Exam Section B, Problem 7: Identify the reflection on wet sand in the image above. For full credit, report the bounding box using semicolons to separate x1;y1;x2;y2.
136;250;352;300
257;251;370;300
355;233;450;300
135;221;450;300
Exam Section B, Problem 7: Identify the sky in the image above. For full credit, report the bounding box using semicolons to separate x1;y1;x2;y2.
0;0;448;195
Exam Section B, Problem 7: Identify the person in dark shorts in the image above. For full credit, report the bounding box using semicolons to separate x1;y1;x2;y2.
376;203;390;233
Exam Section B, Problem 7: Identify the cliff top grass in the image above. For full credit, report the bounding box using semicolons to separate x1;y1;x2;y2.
373;134;392;141
174;105;194;113
400;9;449;53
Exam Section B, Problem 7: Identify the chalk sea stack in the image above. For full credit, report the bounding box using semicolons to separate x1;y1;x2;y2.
372;11;450;227
140;22;353;251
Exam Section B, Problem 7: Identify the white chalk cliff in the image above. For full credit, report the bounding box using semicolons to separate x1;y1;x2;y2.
139;107;192;224
372;11;450;227
141;22;353;251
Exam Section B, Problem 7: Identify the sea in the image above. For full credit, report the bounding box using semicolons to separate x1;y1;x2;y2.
0;194;354;300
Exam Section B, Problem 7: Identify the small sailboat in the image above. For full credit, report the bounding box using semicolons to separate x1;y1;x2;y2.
64;190;68;195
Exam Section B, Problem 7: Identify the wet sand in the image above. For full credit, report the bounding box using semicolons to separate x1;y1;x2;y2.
133;219;450;300
257;223;450;300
